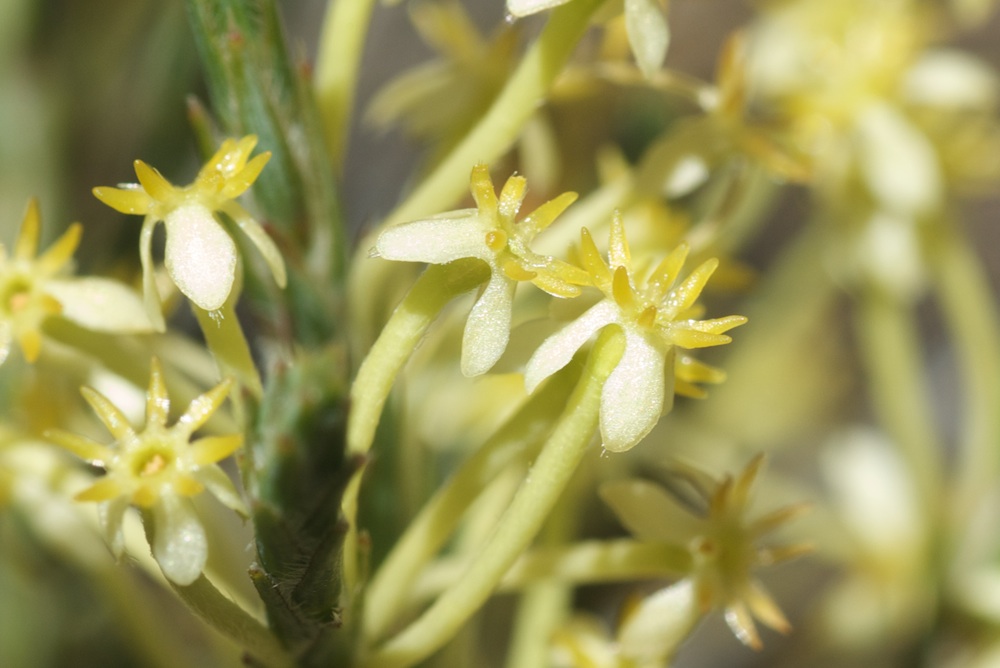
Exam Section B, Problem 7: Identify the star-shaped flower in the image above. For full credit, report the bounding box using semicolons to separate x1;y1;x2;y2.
374;163;589;376
600;455;812;650
46;358;246;585
525;214;746;452
93;136;287;329
0;199;152;365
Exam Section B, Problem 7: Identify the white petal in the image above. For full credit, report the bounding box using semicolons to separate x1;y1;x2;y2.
99;497;130;559
163;204;238;312
856;102;942;215
222;202;287;288
375;211;488;265
599;330;666;452
599;479;703;543
625;0;670;79
151;495;208;585
46;278;154;333
618;580;700;662
194;465;248;516
903;50;999;109
462;273;516;376
524;300;619;393
506;0;571;18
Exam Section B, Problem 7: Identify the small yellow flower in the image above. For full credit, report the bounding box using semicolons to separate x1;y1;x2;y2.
93;136;287;329
601;455;812;650
375;164;589;376
46;358;246;585
525;214;745;452
0;199;151;365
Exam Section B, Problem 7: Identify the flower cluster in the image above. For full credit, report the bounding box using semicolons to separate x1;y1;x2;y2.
0;199;151;365
525;214;746;452
46;358;246;585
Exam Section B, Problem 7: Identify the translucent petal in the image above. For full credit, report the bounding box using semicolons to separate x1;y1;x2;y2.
675;354;726;385
36;223;82;274
612;265;637;309
599;330;666;452
194;464;248;516
16;328;42;363
599;479;703;543
462;274;516;376
221;202;286;288
506;0;570;17
134;160;176;203
45;278;154;333
663;258;719;318
189;434;243;466
173;475;206;497
625;0;670;79
99;497;130;558
410;0;482;60
745;580;791;634
81;387;136;442
15;199;41;261
648;243;689;301
375;212;487;264
163;204;237;312
470;164;499;216
151;495;207;586
619;580;700;662
525;300;619;393
579;228;612;287
92;186;153;215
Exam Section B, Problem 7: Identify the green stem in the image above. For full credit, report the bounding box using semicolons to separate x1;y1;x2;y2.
411;539;691;605
379;0;602;229
314;0;378;170
854;284;942;512
170;574;294;668
928;221;1000;525
363;365;578;642
363;328;625;668
343;259;488;592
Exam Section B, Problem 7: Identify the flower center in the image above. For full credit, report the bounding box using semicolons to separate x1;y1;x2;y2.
131;444;177;478
0;275;34;315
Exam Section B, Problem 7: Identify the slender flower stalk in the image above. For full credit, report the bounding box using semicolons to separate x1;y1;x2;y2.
364;328;625;668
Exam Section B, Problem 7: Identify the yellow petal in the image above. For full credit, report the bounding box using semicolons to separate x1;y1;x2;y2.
519;191;577;237
470;164;499;218
16;327;42;363
220;151;271;200
15;199;41;261
36;223;82;274
579;228;611;287
146;358;170;428
92;186;153;215
45;429;116;466
607;213;631;269
189;434;243;466
76;477;127;503
497;174;527;221
177;377;233;436
134;160;176;203
81;386;137;442
172;475;206;497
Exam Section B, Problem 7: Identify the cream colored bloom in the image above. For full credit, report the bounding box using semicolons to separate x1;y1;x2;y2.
375;163;588;376
524;214;745;452
93;136;286;329
601;455;811;649
0;199;151;365
46;358;246;585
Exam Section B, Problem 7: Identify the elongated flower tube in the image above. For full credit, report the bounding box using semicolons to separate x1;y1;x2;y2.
0;199;152;365
525;213;746;452
601;455;812;650
93;136;287;329
374;163;588;376
46;358;246;585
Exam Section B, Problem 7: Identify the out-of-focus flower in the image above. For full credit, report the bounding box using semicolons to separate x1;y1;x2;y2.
507;0;670;80
93;136;286;329
0;199;152;365
45;358;246;585
525;214;745;452
374;163;588;376
601;454;812;650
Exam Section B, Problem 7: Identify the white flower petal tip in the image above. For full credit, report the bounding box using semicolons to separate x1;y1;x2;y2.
153;496;208;586
506;0;571;18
